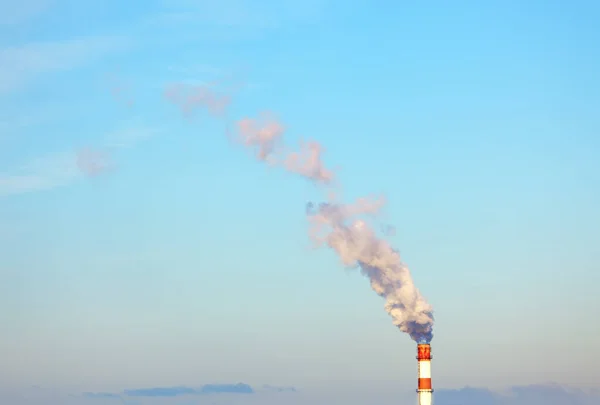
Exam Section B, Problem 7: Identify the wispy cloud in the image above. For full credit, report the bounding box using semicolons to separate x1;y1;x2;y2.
103;125;162;149
0;35;132;93
76;148;113;177
0;113;43;141
436;384;600;405
166;64;224;77
124;387;198;397
262;384;297;392
164;82;231;118
0;150;86;196
3;383;596;405
200;383;254;394
104;72;136;109
87;383;255;398
0;0;53;26
0;99;105;141
0;125;160;197
82;392;121;399
157;0;277;29
138;0;328;42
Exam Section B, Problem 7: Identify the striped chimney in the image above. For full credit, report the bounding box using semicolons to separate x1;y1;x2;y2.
416;343;433;405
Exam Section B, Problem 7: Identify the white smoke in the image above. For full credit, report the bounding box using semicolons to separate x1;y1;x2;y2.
233;113;434;343
306;199;434;342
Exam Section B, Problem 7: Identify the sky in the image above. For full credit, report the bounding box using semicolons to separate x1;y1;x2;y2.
1;0;599;404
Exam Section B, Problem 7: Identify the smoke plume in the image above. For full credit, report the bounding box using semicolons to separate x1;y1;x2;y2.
234;114;434;343
76;147;112;176
236;114;335;185
306;199;434;343
161;80;434;342
285;140;335;185
237;113;285;163
164;82;231;118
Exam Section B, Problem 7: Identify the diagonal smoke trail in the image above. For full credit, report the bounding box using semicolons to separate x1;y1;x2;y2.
76;147;113;176
237;112;285;163
162;81;434;342
305;200;434;343
236;112;335;185
164;82;231;118
233;113;434;343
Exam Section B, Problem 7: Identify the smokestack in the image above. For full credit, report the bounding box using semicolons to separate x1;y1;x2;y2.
417;343;433;405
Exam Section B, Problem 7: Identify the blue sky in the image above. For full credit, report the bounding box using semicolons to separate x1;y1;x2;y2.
1;0;599;404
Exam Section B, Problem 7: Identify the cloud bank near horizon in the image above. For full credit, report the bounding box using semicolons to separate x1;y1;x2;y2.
83;383;265;399
436;384;599;405
32;383;597;405
1;383;598;405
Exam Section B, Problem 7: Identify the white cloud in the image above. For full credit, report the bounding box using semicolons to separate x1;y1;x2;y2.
0;35;132;93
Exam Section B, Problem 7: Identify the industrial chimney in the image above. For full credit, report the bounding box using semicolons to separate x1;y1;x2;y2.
416;343;433;405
